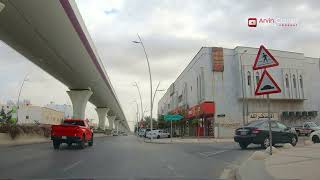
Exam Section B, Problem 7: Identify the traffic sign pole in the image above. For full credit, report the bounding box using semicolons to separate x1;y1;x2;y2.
253;45;281;156
267;94;272;155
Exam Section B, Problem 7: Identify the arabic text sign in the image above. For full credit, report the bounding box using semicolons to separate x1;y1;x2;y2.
248;112;279;122
164;114;183;121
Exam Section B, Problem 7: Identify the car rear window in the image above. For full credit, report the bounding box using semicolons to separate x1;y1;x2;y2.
63;121;85;126
245;120;264;127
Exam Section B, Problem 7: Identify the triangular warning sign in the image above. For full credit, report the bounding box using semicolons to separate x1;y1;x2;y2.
255;70;281;95
253;45;279;70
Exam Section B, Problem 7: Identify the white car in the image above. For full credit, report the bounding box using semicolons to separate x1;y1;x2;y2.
138;129;146;137
146;129;170;139
310;130;320;143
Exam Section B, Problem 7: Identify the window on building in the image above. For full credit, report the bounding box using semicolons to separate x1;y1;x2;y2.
293;75;296;88
255;72;260;85
299;75;303;88
26;115;29;119
285;74;289;88
178;95;182;103
247;71;251;86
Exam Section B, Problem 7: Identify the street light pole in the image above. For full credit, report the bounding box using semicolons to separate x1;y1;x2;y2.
151;81;165;109
17;74;29;124
240;50;247;126
133;100;140;135
133;33;153;141
133;82;144;122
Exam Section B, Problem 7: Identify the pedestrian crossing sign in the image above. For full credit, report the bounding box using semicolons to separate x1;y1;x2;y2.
253;45;279;70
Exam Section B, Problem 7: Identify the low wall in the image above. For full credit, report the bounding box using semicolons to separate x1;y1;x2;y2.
0;133;50;146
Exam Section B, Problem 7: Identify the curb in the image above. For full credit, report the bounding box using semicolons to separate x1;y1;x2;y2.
143;138;234;144
234;153;276;180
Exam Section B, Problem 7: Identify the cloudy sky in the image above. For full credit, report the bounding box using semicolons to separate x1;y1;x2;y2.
0;0;319;130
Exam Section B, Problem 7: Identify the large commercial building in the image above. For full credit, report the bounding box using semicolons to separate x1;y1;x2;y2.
158;46;320;138
45;102;73;118
17;105;64;125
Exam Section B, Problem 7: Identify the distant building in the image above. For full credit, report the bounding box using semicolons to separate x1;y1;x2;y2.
17;106;64;125
158;46;320;138
45;101;73;118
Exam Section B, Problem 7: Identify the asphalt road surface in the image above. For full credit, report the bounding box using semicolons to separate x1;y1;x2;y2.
0;135;255;180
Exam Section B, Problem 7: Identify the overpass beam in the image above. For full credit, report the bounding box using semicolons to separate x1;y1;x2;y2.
107;116;116;130
96;107;109;130
67;89;93;119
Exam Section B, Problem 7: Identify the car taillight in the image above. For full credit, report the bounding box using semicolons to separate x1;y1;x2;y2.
251;128;261;134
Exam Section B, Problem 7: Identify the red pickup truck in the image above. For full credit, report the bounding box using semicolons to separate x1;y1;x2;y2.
51;119;93;149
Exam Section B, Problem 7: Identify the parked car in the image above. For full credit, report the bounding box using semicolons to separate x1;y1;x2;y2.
310;130;320;143
294;122;320;136
146;129;170;139
119;132;128;136
234;120;298;149
112;130;118;136
138;129;146;137
51;119;93;149
143;128;156;138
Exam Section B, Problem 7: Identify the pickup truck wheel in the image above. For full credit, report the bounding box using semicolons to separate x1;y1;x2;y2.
290;136;298;146
79;135;86;149
168;135;170;138
88;134;93;146
312;135;320;143
67;143;72;147
53;140;60;150
157;135;160;139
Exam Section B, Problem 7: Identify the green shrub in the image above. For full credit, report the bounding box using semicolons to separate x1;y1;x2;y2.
8;125;24;139
3;124;52;139
0;123;10;133
41;127;51;137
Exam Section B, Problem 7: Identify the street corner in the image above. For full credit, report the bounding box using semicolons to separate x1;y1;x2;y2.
236;151;275;180
219;165;238;180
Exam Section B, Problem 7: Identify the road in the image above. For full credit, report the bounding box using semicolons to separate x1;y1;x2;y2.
0;135;254;180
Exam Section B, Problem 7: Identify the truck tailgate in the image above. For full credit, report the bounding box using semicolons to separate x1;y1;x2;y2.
52;125;79;136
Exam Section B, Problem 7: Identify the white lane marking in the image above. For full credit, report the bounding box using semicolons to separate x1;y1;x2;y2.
63;160;83;172
199;150;228;157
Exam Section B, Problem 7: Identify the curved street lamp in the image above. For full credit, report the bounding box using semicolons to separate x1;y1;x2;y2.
133;34;154;140
16;74;30;124
240;50;248;126
133;82;144;122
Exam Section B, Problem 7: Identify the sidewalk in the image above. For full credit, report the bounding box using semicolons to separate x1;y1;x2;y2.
144;137;234;144
237;143;320;180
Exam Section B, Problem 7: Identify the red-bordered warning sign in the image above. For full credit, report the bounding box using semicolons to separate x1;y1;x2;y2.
255;70;281;95
253;45;279;70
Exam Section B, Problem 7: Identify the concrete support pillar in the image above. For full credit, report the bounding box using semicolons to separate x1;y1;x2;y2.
107;116;116;130
115;120;119;133
120;123;123;132
96;107;109;130
67;89;93;119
